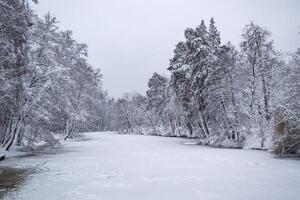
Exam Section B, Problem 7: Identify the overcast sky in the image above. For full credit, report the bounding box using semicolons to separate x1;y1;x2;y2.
33;0;300;97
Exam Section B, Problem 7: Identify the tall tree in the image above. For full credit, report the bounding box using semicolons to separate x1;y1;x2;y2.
240;22;277;148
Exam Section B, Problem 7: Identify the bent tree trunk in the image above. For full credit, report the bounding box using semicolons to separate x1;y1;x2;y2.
64;117;78;140
197;108;210;141
0;114;25;161
183;112;193;137
138;106;157;135
168;114;176;136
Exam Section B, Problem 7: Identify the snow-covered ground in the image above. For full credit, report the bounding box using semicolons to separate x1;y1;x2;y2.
1;132;300;200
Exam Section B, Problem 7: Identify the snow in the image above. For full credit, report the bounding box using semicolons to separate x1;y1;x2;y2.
1;132;300;200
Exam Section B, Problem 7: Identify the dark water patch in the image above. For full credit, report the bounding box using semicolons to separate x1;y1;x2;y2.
73;137;94;142
0;167;31;199
272;153;300;161
15;144;77;157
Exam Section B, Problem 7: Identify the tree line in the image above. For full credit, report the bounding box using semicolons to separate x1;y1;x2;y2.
106;19;300;154
0;0;106;159
1;0;299;159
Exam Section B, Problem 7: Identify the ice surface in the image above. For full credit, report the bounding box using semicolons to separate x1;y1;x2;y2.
1;132;300;200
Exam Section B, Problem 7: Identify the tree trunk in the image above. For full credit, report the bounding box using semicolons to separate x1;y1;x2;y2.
261;74;271;121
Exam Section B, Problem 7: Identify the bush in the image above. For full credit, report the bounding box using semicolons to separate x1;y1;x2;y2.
273;106;300;155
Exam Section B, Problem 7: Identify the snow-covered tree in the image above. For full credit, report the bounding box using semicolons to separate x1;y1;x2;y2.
146;73;185;136
284;49;300;117
240;22;278;148
0;0;37;157
168;19;225;141
0;2;106;160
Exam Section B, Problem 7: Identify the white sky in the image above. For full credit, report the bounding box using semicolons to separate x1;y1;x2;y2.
32;0;300;97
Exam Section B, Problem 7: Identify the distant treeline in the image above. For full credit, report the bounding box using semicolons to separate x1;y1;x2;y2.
104;19;300;155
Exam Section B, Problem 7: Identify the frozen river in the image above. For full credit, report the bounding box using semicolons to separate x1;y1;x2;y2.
0;132;300;200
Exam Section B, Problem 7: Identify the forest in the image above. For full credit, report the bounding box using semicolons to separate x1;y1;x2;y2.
0;0;299;162
0;1;300;199
0;0;107;160
105;19;300;154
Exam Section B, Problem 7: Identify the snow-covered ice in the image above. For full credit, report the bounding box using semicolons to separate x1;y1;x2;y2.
1;132;300;200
